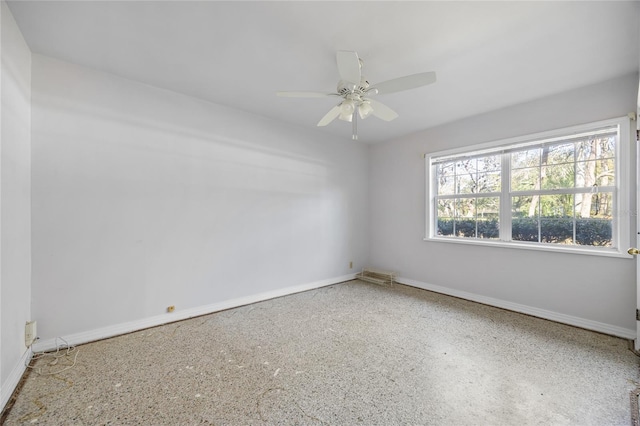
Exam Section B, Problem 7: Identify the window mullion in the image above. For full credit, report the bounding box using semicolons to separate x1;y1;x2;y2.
500;153;511;241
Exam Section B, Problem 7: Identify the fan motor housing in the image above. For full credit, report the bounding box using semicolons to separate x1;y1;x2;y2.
337;77;370;97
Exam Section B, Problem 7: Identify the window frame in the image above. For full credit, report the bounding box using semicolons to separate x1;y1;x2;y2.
424;116;632;258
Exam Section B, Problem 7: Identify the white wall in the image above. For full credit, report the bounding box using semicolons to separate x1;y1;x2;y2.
369;73;638;335
30;54;368;340
0;0;31;408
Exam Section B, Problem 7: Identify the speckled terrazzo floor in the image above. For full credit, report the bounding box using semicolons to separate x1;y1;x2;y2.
3;280;639;425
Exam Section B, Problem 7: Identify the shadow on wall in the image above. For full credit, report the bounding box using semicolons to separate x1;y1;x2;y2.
30;71;361;338
35;89;334;194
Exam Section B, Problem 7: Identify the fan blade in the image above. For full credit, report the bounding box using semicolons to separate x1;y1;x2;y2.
277;91;340;98
372;71;436;95
317;105;342;126
367;98;399;121
336;51;361;85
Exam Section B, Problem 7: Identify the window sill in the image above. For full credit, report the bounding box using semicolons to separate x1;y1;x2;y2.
423;236;632;259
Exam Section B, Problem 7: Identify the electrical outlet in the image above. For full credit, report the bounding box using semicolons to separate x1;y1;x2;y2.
349;261;353;269
25;321;37;347
167;306;175;313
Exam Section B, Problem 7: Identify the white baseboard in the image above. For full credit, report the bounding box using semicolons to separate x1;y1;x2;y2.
33;274;356;353
1;348;32;413
396;276;636;340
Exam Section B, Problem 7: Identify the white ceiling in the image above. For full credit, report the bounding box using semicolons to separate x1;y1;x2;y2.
6;1;640;143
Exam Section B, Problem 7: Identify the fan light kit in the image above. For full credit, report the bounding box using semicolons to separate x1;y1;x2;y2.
277;51;436;140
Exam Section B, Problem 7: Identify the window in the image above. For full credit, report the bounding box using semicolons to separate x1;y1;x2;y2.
425;117;631;257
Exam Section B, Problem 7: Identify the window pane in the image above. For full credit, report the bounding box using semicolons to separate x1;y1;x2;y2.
546;142;574;165
455;198;474;218
575;161;594;188
575;192;613;218
576;219;612;247
576;139;596;161
437;162;455;195
540;194;573;218
595;159;614;186
477;197;499;239
456;175;475;194
597;136;616;159
512;217;539;242
437;199;454;236
541;163;575;190
438;199;455;218
512;196;535;218
477;197;499;218
479;155;501;172
512;148;540;169
576;159;615;187
477;171;500;193
541;219;573;245
476;155;501;193
456;160;477;194
454;218;476;237
512;196;539;242
540;194;574;245
454;198;475;237
577;136;616;161
511;167;539;191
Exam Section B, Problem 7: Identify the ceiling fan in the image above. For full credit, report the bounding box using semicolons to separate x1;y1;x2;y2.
277;51;436;140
